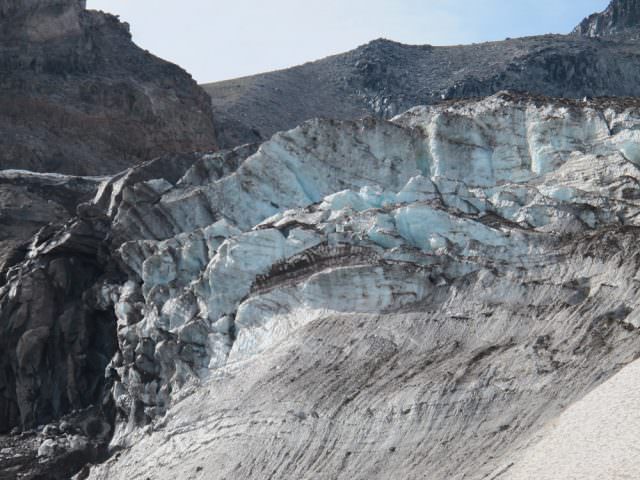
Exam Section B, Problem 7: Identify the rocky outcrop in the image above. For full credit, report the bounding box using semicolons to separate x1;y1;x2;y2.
0;213;118;435
0;0;217;175
0;153;224;477
203;2;640;148
3;93;640;477
573;0;640;37
0;406;112;480
0;170;104;281
0;0;86;42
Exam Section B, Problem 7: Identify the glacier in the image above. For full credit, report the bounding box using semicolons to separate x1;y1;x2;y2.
4;92;640;478
103;93;640;437
103;93;640;435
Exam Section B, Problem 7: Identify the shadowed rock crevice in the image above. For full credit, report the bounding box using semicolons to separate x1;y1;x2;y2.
0;220;120;434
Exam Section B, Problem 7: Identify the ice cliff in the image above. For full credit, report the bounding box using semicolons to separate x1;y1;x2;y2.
3;92;639;477
105;92;640;433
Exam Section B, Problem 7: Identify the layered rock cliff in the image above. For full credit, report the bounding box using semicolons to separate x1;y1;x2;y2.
204;0;640;148
4;93;640;478
0;0;86;42
0;0;217;175
573;0;640;37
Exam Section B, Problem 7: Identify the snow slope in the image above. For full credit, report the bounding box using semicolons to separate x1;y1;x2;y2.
503;358;640;479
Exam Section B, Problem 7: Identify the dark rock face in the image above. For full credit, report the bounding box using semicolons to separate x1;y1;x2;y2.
0;186;121;472
0;170;103;281
0;0;217;175
0;0;86;42
574;0;640;37
0;213;119;434
204;3;640;148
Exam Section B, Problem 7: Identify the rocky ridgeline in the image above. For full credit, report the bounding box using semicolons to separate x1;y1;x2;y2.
204;0;640;148
0;0;217;175
574;0;640;37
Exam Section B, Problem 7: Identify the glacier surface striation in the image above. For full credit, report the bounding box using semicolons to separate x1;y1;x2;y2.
4;92;640;478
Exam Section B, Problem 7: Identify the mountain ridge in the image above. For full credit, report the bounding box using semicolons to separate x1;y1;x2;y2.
203;0;640;148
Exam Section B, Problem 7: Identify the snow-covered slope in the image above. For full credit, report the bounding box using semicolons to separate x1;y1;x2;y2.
504;358;640;479
5;92;640;478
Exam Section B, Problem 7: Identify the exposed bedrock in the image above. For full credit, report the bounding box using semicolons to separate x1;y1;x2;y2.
0;213;118;434
0;150;251;436
0;170;104;283
0;0;217;175
0;153;243;478
574;0;640;37
0;0;86;42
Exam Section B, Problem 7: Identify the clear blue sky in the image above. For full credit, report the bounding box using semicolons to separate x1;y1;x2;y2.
86;0;609;84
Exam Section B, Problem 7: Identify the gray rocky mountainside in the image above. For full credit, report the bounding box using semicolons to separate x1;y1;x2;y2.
0;0;219;352
203;0;640;148
0;0;217;175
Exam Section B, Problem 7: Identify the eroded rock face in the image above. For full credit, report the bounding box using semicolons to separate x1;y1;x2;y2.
0;0;217;175
574;0;640;37
0;0;86;42
0;170;104;281
0;151;243;438
0;406;112;480
0;213;118;435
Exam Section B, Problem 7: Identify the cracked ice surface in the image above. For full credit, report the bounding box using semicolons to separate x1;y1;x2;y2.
93;93;640;444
